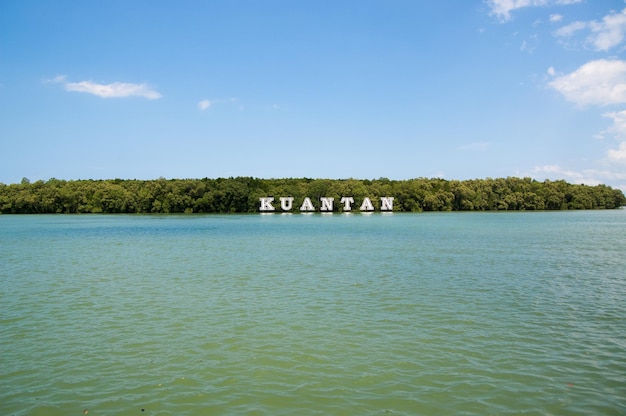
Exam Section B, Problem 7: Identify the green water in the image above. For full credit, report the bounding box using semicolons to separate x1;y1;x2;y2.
1;212;625;415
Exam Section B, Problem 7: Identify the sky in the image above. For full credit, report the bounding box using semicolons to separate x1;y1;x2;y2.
1;1;626;190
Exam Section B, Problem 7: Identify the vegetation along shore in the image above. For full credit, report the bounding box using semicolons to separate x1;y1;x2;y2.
1;177;624;214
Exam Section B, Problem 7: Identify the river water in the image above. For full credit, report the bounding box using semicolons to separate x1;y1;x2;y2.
1;211;625;415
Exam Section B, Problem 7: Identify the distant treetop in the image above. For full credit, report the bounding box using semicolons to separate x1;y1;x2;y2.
0;177;624;214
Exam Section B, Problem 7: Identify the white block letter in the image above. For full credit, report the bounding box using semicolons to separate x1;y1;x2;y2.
259;197;275;211
320;197;334;212
300;197;315;212
360;197;374;211
380;197;394;211
340;197;354;211
280;197;294;211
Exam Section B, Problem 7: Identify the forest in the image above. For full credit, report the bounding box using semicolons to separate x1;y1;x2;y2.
0;176;624;214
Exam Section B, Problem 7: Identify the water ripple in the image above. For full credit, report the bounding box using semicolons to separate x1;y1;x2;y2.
1;212;625;415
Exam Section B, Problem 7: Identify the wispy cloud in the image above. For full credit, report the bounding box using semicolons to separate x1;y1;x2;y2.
48;75;161;99
548;60;626;164
520;35;538;53
549;13;563;23
588;7;626;51
531;164;592;182
597;111;626;164
597;110;626;140
548;59;626;107
608;142;626;162
554;8;626;51
197;97;239;111
555;21;586;38
487;2;626;188
198;99;211;111
530;164;626;186
486;0;582;23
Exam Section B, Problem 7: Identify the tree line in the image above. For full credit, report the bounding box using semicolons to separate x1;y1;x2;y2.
0;176;624;214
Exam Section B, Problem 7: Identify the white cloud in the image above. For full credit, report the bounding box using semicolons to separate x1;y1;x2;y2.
548;59;626;106
551;72;626;165
599;110;626;139
554;8;626;51
197;97;238;111
549;13;563;23
521;39;534;53
608;141;626;162
66;81;161;99
531;164;601;185
486;0;582;23
49;75;161;99
532;164;574;175
530;164;626;186
599;111;626;162
588;7;626;51
48;74;67;84
555;20;587;37
547;66;556;76
198;99;211;110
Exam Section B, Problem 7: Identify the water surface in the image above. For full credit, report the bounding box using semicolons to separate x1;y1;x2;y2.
1;212;625;415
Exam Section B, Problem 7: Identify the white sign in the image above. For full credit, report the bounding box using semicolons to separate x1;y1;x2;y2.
259;197;394;212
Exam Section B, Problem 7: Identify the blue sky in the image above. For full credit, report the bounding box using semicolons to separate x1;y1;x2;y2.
1;1;626;190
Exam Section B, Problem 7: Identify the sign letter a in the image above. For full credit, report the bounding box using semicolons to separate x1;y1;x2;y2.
300;197;315;211
360;197;374;211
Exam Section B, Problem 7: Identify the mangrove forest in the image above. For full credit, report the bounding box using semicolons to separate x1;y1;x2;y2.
0;176;624;214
